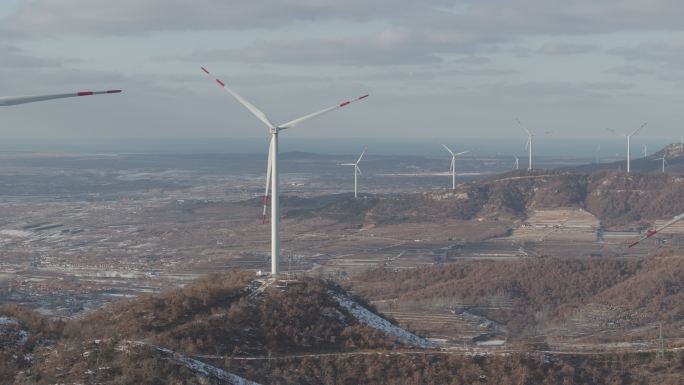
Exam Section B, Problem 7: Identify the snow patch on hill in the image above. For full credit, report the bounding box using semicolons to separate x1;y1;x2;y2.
154;345;262;385
328;290;435;349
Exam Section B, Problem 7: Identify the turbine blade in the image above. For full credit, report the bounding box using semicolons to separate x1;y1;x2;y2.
629;212;684;247
455;150;469;156
629;122;648;137
0;90;122;106
278;94;369;129
262;137;274;224
441;144;455;157
356;147;367;164
339;163;356;166
516;118;532;136
201;67;275;129
356;165;362;175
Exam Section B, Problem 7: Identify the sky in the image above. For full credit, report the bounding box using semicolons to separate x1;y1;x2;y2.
2;0;684;148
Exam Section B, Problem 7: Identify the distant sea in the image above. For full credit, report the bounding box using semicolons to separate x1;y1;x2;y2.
0;137;677;158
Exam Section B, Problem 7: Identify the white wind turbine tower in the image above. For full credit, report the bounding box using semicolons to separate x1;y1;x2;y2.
656;155;668;173
517;119;534;171
339;147;366;198
442;144;468;190
201;67;368;276
0;89;121;106
642;144;648;158
514;156;519;170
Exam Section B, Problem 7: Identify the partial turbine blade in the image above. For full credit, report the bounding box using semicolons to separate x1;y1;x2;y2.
355;165;362;175
262;137;274;224
629;122;648;137
629;212;684;247
0;90;122;106
278;94;369;129
356;147;367;164
516;118;532;137
201;67;275;129
441;144;455;157
455;150;469;156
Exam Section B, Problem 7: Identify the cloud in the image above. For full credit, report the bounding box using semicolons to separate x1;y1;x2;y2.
449;56;492;65
6;1;684;41
6;0;684;72
583;81;635;91
188;30;443;67
538;42;597;55
0;44;61;68
609;42;684;65
604;65;652;76
1;0;417;35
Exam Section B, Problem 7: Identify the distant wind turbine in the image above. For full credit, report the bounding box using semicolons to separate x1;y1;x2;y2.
656;156;668;173
339;147;366;198
201;67;368;276
643;144;648;158
442;144;468;190
514;155;519;170
517;119;534;171
625;123;647;173
595;145;601;164
0;89;121;106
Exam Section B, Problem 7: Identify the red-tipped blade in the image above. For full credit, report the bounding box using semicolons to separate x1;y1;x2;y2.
262;195;269;224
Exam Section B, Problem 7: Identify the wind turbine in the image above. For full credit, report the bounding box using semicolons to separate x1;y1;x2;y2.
0;89;121;106
514;156;519;170
642;144;648;158
339;147;366;198
442;144;468;190
625;123;647;173
201;67;368;276
656;156;668;173
517;119;534;171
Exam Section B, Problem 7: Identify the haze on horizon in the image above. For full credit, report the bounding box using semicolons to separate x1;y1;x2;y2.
2;0;684;143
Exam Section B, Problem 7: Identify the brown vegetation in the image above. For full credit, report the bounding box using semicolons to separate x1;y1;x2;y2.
1;268;683;384
351;256;684;334
224;351;684;385
284;171;684;227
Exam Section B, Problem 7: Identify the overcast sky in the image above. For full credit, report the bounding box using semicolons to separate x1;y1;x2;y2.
2;0;684;143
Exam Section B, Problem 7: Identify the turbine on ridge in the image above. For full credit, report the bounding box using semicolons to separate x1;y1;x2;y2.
201;67;368;276
442;144;468;190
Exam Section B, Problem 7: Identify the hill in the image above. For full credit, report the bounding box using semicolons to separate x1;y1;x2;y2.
0;272;426;384
1;271;682;384
566;142;684;174
350;255;684;337
280;170;684;227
